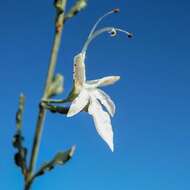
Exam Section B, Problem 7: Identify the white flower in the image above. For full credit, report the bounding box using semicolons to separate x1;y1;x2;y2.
45;9;132;151
67;53;120;151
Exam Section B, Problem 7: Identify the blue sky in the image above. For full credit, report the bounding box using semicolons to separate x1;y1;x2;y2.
0;0;190;189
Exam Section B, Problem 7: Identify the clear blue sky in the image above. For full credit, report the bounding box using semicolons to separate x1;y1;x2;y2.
0;0;190;189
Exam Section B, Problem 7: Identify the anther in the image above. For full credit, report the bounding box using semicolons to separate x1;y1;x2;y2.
109;28;117;37
113;8;120;13
127;32;133;38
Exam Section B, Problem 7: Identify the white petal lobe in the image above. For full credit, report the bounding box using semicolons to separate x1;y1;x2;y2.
93;89;115;117
73;53;86;88
88;98;114;151
67;89;89;117
86;76;120;88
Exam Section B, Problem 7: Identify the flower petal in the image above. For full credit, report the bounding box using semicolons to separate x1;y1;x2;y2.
73;53;86;88
92;89;115;117
67;89;89;117
86;76;120;88
88;98;114;151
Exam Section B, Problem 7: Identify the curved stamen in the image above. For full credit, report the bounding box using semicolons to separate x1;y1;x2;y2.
87;8;120;40
82;27;133;53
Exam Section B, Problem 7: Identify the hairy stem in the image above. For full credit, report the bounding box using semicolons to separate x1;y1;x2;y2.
25;0;68;188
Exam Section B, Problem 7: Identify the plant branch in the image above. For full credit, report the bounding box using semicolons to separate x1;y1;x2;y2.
25;0;68;188
13;94;27;176
24;0;88;189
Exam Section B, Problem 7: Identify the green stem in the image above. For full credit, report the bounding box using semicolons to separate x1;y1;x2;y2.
24;0;67;188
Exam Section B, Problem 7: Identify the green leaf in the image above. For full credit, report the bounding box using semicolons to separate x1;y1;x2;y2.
12;133;24;148
64;0;87;21
13;132;27;174
45;104;69;114
47;73;64;98
33;146;76;178
14;147;27;168
54;0;65;12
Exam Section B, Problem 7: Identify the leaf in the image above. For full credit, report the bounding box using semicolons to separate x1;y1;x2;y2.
33;146;76;179
13;132;27;175
13;133;24;148
46;104;69;115
47;73;64;98
64;0;87;21
54;0;65;12
14;147;27;168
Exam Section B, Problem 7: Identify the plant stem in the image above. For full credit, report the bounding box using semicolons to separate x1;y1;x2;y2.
25;0;67;188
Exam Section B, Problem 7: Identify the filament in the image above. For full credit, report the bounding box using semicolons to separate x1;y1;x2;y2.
82;27;133;53
87;9;120;40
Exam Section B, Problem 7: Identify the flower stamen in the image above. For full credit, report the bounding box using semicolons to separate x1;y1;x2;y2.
88;8;120;40
82;27;133;53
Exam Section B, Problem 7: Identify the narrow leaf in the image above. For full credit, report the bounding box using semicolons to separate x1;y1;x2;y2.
47;73;64;98
33;146;76;179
